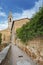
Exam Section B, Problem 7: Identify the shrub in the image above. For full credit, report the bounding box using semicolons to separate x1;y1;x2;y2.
16;7;43;43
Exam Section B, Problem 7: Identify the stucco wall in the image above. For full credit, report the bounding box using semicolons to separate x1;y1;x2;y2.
13;18;30;32
12;18;30;43
0;18;30;44
0;29;10;44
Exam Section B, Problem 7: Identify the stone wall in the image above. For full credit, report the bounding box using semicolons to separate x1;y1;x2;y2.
15;37;43;65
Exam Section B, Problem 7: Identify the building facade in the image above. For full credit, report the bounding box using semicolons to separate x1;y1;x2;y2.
0;12;30;44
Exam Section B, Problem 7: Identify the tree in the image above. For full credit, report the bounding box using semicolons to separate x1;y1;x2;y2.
16;7;43;43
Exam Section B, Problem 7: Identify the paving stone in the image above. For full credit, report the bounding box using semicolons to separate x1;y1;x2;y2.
0;44;38;65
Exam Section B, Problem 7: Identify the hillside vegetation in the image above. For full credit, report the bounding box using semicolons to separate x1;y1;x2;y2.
16;7;43;43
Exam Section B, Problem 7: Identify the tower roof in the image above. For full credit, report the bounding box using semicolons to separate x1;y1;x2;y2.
8;11;13;18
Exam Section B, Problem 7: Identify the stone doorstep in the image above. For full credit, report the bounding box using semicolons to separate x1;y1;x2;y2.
0;45;10;64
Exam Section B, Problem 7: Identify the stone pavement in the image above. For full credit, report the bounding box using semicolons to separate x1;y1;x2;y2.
1;44;38;65
10;44;37;65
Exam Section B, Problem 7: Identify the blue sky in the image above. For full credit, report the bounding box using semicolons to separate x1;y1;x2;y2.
0;0;43;30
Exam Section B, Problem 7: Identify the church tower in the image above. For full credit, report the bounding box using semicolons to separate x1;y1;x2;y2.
8;12;13;31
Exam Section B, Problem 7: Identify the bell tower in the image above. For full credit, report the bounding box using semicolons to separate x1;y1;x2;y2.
8;11;13;31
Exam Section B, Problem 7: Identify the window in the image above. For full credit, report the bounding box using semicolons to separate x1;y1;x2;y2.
10;18;11;22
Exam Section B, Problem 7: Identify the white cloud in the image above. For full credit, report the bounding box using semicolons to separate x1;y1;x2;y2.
13;0;43;20
0;0;43;30
0;23;8;30
0;12;7;17
0;7;7;30
0;6;7;17
0;7;2;10
0;20;8;30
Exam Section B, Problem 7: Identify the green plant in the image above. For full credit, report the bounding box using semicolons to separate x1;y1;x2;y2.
16;7;43;43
